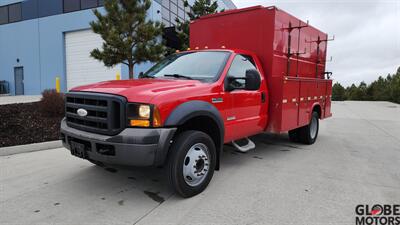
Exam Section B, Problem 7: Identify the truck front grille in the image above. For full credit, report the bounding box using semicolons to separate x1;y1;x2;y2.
65;92;126;135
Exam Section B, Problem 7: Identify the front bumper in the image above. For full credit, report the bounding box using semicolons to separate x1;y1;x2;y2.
60;119;176;167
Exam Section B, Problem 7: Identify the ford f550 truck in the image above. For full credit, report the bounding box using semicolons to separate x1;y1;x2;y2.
61;6;332;197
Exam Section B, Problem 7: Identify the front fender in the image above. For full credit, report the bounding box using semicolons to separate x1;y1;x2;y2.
164;100;225;169
164;100;224;129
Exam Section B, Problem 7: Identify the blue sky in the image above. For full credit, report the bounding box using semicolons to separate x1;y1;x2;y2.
231;0;400;86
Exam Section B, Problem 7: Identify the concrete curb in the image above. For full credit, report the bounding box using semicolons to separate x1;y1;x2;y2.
0;140;63;156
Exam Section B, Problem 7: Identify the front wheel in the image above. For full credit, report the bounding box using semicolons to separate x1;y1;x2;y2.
88;159;104;167
167;130;216;198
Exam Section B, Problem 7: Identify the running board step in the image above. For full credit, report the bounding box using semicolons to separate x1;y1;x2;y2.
231;138;255;153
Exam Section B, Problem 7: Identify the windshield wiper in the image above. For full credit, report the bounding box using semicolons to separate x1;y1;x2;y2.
140;74;155;79
164;74;193;80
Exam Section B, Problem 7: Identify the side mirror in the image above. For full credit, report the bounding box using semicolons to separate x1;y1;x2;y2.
225;69;261;92
245;69;261;91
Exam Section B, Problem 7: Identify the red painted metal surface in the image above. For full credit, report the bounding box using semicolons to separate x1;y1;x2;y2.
190;5;332;133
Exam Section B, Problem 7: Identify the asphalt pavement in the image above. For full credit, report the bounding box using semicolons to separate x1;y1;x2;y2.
1;101;399;225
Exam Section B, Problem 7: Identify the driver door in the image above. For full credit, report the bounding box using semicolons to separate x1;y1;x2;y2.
224;54;266;141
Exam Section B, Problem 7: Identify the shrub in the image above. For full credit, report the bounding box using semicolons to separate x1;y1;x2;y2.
39;89;65;117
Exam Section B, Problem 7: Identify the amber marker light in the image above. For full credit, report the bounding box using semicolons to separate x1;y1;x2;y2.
130;120;150;127
153;107;162;127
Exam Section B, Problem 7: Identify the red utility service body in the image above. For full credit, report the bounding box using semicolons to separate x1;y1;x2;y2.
190;6;332;135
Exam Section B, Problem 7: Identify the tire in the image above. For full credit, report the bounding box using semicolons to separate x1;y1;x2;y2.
288;128;300;142
88;159;104;167
167;130;216;198
298;111;319;144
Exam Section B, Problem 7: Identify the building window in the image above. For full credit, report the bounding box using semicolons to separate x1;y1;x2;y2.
162;18;170;26
161;6;169;21
81;0;98;9
178;0;184;9
178;8;184;21
162;0;169;8
8;3;22;23
160;0;192;27
22;0;39;20
170;2;177;14
63;0;80;13
38;0;63;18
0;6;8;25
63;0;103;13
171;14;178;25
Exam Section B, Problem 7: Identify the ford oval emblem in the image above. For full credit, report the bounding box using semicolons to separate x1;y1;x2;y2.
77;108;88;117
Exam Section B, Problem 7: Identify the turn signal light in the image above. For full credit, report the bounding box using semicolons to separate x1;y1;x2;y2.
153;107;162;127
130;120;150;127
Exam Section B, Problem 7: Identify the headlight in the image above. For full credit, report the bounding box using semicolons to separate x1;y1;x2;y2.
126;103;162;128
138;105;151;119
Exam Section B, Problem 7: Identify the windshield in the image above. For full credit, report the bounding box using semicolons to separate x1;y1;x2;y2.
143;51;230;82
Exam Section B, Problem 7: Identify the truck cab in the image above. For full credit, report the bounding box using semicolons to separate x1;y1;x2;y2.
61;6;332;198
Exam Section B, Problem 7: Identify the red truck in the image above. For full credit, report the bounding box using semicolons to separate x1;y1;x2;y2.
61;6;332;197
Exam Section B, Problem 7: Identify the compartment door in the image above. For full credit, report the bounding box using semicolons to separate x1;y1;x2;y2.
298;80;311;127
281;79;300;131
324;80;333;118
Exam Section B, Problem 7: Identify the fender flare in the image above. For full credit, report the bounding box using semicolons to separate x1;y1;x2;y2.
310;102;322;119
164;100;225;169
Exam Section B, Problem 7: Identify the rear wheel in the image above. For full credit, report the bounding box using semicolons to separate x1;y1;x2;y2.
298;111;319;144
167;130;216;198
288;129;300;142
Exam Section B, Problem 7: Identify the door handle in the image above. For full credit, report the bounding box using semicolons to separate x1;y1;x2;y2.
261;92;266;103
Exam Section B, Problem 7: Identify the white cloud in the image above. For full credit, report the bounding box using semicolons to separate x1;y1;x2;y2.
230;0;400;86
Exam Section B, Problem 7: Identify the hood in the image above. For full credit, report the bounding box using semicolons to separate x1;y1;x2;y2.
71;79;205;103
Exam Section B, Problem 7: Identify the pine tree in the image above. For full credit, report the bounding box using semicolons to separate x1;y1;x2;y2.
332;82;346;101
90;0;166;79
333;66;400;103
185;0;220;20
389;68;400;104
174;0;223;50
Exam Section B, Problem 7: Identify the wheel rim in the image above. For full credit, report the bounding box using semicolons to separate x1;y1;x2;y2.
183;143;210;187
310;116;318;139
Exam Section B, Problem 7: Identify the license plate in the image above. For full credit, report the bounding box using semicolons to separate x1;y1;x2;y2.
70;141;86;159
